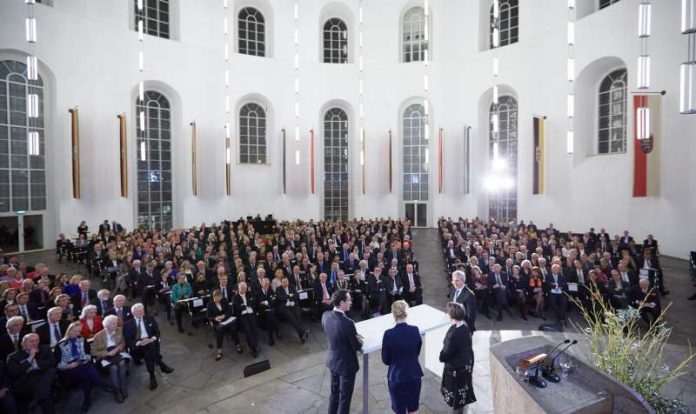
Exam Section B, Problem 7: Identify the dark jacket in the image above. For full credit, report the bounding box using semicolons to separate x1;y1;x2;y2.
381;323;423;383
123;315;161;349
321;310;362;376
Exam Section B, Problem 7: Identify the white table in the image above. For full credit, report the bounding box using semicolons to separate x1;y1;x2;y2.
354;304;450;413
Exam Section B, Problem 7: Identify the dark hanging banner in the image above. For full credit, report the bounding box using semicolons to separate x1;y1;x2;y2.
69;107;80;199
117;114;128;197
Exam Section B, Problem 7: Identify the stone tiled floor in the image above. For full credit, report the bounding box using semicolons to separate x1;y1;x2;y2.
17;229;696;413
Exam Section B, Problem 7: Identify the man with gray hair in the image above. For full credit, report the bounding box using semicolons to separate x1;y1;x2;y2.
0;316;28;360
450;270;477;333
123;303;174;390
6;333;56;414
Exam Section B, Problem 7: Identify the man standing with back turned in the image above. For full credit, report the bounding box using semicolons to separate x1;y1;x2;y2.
322;290;364;414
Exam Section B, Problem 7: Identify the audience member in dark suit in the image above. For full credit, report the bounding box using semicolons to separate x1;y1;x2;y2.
36;306;69;347
95;289;113;316
0;316;29;360
70;279;97;317
55;321;103;412
616;262;638;288
607;270;631;309
642;234;659;256
0;303;20;337
104;295;132;326
14;292;38;322
631;278;661;327
548;264;569;323
322;290;363;414
367;266;388;315
254;278;281;345
207;289;241;359
138;264;160;312
232;282;260;357
314;273;335;315
384;268;403;309
127;260;147;298
276;278;310;343
6;333;56;414
487;264;510;321
450;270;477;333
401;264;422;306
381;300;423;414
123;303;174;390
439;303;476;412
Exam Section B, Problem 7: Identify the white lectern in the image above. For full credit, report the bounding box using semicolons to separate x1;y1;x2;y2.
354;304;450;414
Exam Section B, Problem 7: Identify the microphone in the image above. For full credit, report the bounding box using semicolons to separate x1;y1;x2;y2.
542;339;578;383
544;339;570;366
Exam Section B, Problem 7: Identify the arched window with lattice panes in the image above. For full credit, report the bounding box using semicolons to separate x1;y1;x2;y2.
136;91;173;230
239;103;267;164
597;69;627;154
488;96;518;223
402;103;429;227
323;18;348;64
402;7;428;63
134;0;170;39
490;0;519;49
238;7;266;57
323;108;349;221
0;60;46;214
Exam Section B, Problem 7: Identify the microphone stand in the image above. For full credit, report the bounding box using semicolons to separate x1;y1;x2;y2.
528;359;547;388
542;339;578;383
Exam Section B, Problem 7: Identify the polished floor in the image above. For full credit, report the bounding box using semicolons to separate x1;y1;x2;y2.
19;229;696;413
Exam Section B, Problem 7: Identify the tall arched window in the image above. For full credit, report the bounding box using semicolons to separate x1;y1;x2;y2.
403;103;429;226
402;7;428;63
597;69;627;154
323;108;349;221
323;18;348;64
136;91;172;231
489;96;518;223
0;60;46;213
599;0;622;10
490;0;519;49
239;103;267;164
134;0;170;39
238;7;265;57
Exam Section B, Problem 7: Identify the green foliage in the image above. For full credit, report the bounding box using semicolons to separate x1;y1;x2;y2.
570;292;695;414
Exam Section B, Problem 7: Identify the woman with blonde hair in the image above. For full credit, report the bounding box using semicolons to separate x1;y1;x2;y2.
381;300;423;414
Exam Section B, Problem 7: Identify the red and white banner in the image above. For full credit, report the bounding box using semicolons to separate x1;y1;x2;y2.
632;95;661;197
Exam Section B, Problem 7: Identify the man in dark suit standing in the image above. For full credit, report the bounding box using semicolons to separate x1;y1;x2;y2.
6;333;56;414
450;270;477;332
123;303;174;390
322;290;363;414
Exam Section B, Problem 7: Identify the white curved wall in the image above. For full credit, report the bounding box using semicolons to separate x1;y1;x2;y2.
0;0;694;257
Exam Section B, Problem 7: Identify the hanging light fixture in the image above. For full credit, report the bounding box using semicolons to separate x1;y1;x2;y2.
683;0;696;34
637;0;652;89
637;106;651;139
637;55;651;89
681;60;696;113
25;0;40;156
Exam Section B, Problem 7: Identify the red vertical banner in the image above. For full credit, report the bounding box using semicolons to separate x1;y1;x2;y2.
310;129;315;194
632;94;661;197
438;128;443;193
388;130;393;193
